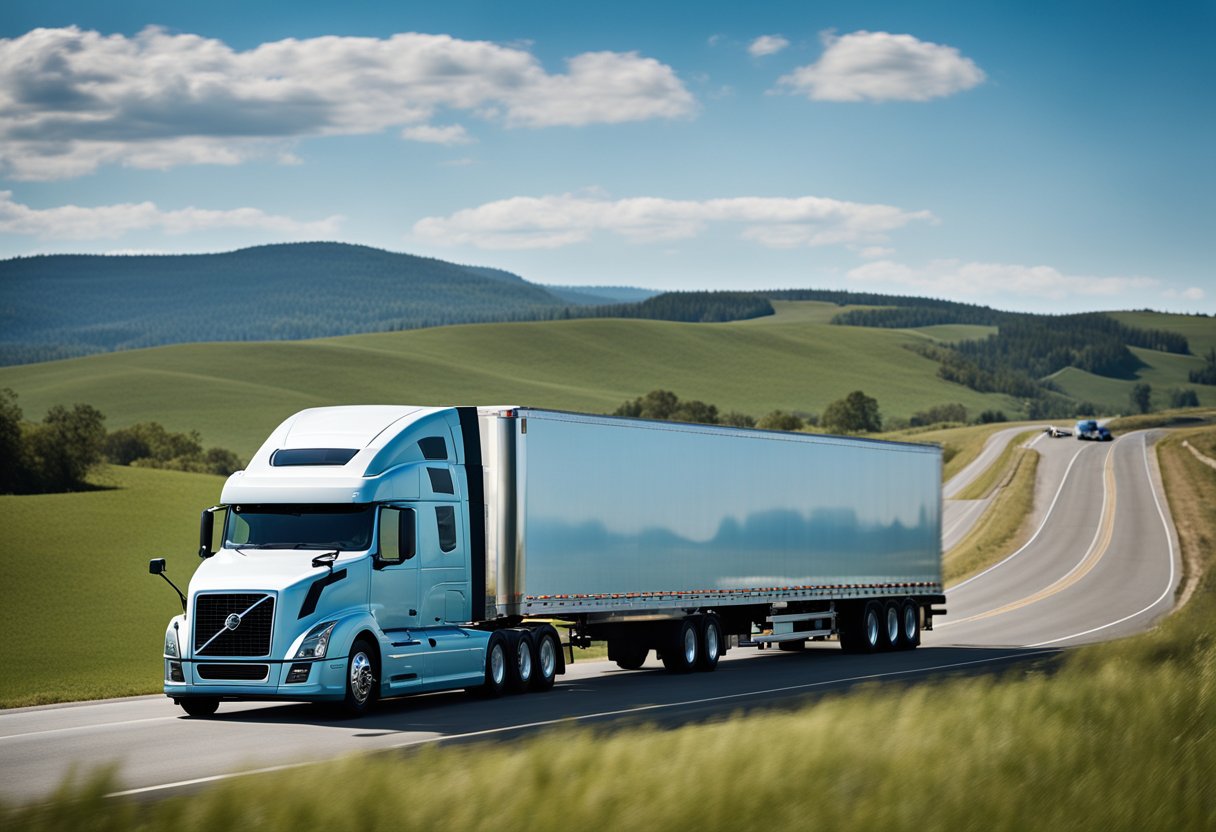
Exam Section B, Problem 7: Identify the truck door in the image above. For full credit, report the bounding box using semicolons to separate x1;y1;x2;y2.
371;506;428;689
370;506;421;631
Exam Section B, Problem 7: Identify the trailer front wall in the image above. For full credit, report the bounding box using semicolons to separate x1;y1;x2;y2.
511;411;940;609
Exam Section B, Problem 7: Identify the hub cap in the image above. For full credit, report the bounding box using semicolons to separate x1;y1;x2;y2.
349;652;374;703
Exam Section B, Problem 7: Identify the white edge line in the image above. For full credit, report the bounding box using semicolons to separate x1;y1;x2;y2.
945;443;1089;595
0;716;177;742
106;649;1059;799
1027;432;1177;647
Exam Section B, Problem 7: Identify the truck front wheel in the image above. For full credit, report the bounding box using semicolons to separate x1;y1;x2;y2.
341;639;378;717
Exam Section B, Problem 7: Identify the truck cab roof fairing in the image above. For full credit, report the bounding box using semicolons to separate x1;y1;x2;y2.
221;406;456;504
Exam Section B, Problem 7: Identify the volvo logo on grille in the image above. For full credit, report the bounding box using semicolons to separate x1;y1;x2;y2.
224;613;242;631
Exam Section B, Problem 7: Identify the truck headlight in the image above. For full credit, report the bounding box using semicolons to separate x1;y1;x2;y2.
296;621;337;659
164;630;178;658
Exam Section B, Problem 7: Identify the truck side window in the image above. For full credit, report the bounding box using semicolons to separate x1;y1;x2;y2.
379;507;416;563
436;506;457;553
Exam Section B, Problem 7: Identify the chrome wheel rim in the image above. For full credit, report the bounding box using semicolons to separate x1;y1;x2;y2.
516;640;533;682
539;636;557;679
904;606;918;641
886;607;900;645
683;625;697;664
349;651;374;704
705;622;720;660
489;643;506;686
865;609;879;647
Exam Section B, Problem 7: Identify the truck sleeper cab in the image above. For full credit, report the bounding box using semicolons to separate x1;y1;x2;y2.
154;405;944;718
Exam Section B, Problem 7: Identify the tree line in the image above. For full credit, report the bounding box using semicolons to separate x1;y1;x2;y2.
0;390;242;495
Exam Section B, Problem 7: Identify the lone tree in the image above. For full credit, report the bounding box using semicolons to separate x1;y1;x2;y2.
1130;383;1153;414
822;391;882;434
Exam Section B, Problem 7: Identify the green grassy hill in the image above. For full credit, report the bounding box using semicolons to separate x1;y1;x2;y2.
0;465;221;706
0;301;1027;457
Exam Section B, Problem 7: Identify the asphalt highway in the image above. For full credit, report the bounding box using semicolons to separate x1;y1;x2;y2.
0;431;1181;804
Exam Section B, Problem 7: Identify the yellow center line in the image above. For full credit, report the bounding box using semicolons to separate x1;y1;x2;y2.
948;442;1118;627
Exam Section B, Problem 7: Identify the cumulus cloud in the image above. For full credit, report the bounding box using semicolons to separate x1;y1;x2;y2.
748;35;790;57
401;124;474;145
0;26;695;179
0;190;342;239
846;259;1159;300
413;193;934;250
779;30;985;102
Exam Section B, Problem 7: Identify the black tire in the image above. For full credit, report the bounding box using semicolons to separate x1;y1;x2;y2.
661;617;699;673
179;697;219;718
883;601;902;651
609;638;649;670
505;629;535;693
470;631;508;698
696;614;722;672
339;638;378;717
530;627;560;692
900;600;921;650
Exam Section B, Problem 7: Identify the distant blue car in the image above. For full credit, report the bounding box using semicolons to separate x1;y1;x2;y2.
1074;419;1112;441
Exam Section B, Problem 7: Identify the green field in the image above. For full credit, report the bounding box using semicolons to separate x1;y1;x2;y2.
0;302;1029;457
6;426;1214;830
0;466;220;706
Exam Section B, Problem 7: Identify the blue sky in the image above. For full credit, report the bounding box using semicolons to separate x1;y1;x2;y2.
1;1;1212;313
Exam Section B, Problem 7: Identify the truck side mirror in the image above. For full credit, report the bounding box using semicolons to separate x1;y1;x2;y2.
198;506;225;558
149;558;166;575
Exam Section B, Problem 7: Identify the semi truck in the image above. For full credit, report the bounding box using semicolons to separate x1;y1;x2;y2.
1074;419;1112;441
151;406;945;717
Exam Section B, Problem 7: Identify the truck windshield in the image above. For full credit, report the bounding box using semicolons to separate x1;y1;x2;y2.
224;504;375;551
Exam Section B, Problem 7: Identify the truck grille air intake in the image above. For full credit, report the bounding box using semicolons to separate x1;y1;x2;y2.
194;593;275;657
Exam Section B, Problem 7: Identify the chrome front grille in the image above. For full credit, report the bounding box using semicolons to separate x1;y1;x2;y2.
193;593;274;657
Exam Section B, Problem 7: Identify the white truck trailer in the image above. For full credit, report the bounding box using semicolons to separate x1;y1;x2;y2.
151;406;945;717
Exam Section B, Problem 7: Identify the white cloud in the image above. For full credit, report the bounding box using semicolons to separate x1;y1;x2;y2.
413;193;934;250
401;124;475;145
847;259;1159;300
0;26;695;180
1163;286;1206;302
748;35;790;57
856;245;895;259
779;30;985;102
0;190;342;239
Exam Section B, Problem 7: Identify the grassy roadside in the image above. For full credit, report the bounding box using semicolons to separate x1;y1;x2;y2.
952;429;1036;500
879;421;1036;483
943;447;1040;585
5;427;1213;831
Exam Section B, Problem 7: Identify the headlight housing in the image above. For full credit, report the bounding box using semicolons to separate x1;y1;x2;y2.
295;621;337;659
164;628;179;658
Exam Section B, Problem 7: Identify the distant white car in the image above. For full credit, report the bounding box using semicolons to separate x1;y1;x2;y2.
1043;425;1072;438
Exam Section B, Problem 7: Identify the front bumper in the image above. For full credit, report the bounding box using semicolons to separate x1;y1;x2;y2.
164;657;350;702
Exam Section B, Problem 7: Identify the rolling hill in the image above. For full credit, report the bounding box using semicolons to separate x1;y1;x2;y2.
0;242;574;365
0;301;1030;456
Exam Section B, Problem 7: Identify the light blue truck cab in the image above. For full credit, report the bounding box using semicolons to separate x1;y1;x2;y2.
154;405;562;717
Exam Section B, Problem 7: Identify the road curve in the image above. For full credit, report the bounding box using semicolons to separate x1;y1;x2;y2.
0;431;1182;804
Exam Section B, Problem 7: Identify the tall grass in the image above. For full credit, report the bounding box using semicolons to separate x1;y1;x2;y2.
6;428;1214;831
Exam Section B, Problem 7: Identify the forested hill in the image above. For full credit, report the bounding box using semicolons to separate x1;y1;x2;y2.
0;243;574;365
